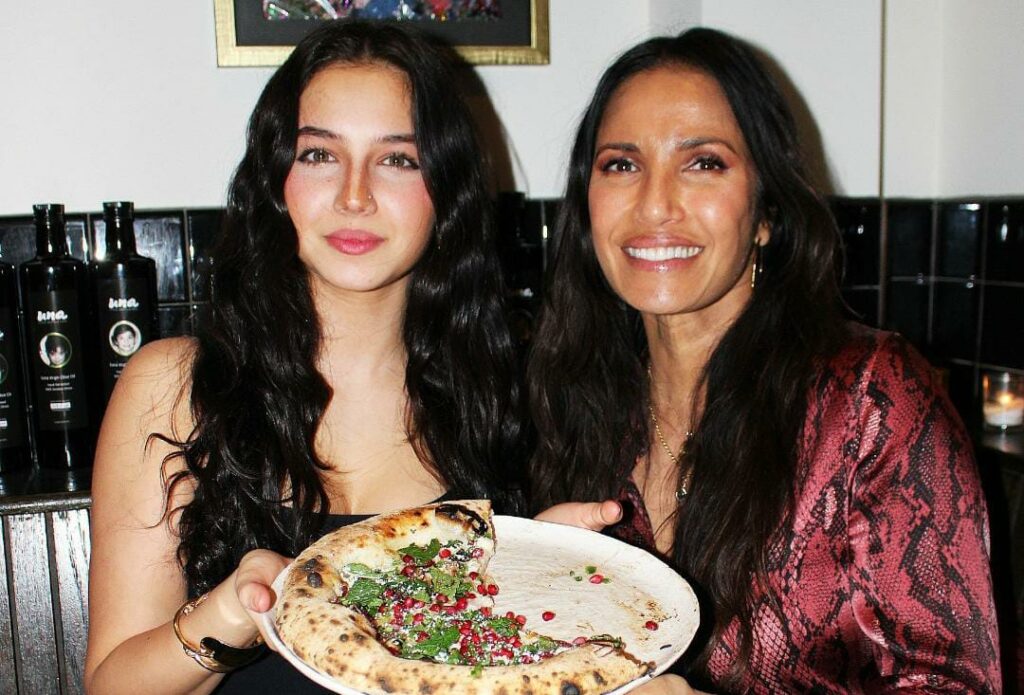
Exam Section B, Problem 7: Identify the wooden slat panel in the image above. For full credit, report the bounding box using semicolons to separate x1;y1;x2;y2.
7;513;59;694
51;508;90;695
0;517;18;693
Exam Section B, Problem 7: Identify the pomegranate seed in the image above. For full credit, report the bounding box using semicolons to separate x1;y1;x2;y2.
589;574;604;584
511;637;522;648
471;633;481;644
402;565;415;577
402;554;414;564
480;607;492;617
435;593;449;604
455;597;468;610
416;631;429;642
469;571;479;580
505;611;516;620
429;604;441;612
515;614;527;625
383;588;395;598
645;620;659;631
465;592;476;599
471;548;484;558
459;625;472;636
439;548;452;559
377;604;387;614
412;613;425;624
572;636;588;646
403;597;415;608
444;606;457;615
542;611;555;621
522;655;533;664
487;584;500;596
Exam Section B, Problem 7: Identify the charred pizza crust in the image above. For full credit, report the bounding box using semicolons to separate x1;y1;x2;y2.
275;500;651;694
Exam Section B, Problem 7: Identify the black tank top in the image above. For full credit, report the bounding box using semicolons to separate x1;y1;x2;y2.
215;495;453;694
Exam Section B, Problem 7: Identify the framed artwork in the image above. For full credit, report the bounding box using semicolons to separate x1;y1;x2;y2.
214;0;549;67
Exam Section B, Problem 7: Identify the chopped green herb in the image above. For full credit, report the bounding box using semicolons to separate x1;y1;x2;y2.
343;563;383;578
602;577;611;584
403;626;460;659
470;664;484;678
487;616;517;637
429;566;471;599
574;576;583;582
585;565;597;575
342;578;384;612
398;538;442;564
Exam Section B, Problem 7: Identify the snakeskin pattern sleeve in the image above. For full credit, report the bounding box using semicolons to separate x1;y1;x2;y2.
615;327;1002;693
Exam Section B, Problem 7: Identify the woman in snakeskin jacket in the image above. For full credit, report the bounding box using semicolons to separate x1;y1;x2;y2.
529;27;1001;694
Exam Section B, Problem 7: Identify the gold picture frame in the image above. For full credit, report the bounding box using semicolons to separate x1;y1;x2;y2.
214;0;549;67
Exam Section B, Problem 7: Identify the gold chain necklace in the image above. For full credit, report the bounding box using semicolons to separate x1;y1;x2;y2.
647;366;695;501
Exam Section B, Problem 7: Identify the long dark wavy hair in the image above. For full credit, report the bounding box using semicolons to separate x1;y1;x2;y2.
162;21;526;597
528;28;846;688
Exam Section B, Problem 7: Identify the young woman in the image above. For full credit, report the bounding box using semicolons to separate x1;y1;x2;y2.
529;28;1001;694
85;21;526;694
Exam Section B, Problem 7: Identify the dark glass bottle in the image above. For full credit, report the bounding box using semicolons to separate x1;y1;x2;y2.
90;202;159;404
0;251;29;473
19;204;94;470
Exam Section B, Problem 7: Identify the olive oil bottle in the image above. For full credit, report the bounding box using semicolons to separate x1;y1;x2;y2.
19;204;94;470
90;202;159;404
0;250;29;473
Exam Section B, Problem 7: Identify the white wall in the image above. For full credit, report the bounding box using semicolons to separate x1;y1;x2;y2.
935;0;1024;196
0;1;1020;216
0;0;650;214
696;0;884;196
883;2;943;198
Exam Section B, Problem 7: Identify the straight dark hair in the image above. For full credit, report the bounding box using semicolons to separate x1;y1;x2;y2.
528;27;846;687
162;20;526;596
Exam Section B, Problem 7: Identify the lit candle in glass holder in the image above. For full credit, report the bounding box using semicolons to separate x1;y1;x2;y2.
982;371;1024;431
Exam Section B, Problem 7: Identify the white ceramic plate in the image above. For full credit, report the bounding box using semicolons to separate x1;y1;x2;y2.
259;515;699;694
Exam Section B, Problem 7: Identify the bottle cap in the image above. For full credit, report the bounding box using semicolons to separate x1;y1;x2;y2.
102;201;134;227
33;203;66;231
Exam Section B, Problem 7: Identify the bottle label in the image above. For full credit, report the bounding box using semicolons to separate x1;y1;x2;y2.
97;277;151;398
0;308;26;449
27;291;88;431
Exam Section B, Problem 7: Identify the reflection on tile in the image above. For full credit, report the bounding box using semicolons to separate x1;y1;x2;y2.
842;288;879;327
158;305;192;338
0;217;36;267
541;198;561;269
831;199;881;286
0;214;89;265
886;279;929;348
186;209;223;302
887;201;933;277
932;280;979;361
936;202;981;278
980;285;1024;369
136;212;186;302
191;303;211;336
984;201;1024;282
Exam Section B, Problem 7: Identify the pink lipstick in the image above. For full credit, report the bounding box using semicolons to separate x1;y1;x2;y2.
327;229;384;255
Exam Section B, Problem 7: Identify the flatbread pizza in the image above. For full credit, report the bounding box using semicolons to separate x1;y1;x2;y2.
275;500;652;694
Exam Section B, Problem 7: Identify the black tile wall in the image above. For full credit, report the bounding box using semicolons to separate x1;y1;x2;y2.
886;279;929;347
937;202;983;278
841;287;879;327
981;285;1024;369
186;209;222;302
932;280;979;361
985;202;1024;283
831;199;881;286
887;201;933;277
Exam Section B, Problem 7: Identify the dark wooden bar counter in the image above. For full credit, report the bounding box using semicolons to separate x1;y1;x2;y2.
0;469;91;695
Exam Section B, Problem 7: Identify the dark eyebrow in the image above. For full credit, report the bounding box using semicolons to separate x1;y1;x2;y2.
677;136;738;154
296;126;416;144
594;142;639;155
